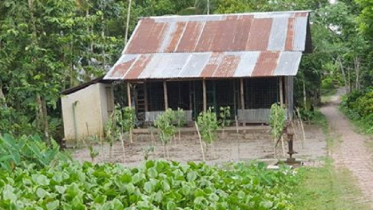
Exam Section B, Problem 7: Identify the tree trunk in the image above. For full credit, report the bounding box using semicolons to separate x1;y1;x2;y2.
354;57;360;91
37;94;50;145
125;0;132;45
337;57;348;93
303;75;306;109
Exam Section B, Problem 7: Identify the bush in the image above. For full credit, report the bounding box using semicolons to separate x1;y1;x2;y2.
340;88;373;134
0;134;70;170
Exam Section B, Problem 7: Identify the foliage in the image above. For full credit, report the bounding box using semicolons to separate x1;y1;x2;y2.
0;160;298;209
197;107;219;144
175;108;186;128
0;134;70;171
154;109;176;158
340;89;373;134
294;158;371;210
123;107;136;134
175;108;186;142
269;103;286;140
219;106;231;128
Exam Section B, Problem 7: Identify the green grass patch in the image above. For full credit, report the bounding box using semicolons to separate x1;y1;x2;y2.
293;109;370;209
339;106;373;135
294;159;370;210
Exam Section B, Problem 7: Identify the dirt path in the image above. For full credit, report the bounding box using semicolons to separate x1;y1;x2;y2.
320;88;373;207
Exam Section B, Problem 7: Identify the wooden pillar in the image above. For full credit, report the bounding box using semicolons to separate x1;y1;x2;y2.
127;82;131;108
144;82;148;112
189;81;193;111
163;81;168;110
279;77;284;106
203;79;207;112
240;78;245;110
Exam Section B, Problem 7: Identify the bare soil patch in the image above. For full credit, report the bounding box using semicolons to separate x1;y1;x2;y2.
73;123;326;167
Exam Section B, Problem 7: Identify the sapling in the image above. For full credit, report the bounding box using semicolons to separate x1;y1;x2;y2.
175;108;186;143
104;105;122;158
219;106;231;138
154;109;176;159
87;135;99;162
269;103;286;157
197;107;219;158
104;114;116;159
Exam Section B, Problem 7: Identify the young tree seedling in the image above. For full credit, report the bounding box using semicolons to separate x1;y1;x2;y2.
219;106;231;139
269;103;286;157
197;107;219;159
154;109;176;159
175;108;186;143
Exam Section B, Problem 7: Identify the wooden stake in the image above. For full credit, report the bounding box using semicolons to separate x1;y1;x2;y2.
195;122;205;162
240;79;245;126
203;80;207;112
235;116;240;161
163;81;168;110
296;108;306;146
127;82;131;107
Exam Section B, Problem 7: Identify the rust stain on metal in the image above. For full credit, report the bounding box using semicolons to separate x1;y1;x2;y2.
195;21;220;52
108;59;136;78
285;18;295;50
165;22;187;53
213;55;241;77
176;22;204;52
212;18;239;52
126;19;167;54
231;15;253;51
125;55;153;79
246;18;272;51
201;53;220;77
251;51;280;77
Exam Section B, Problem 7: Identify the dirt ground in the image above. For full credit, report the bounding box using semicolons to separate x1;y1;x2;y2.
321;88;373;207
73;122;327;167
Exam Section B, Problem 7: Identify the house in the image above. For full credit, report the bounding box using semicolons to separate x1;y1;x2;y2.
61;76;114;147
61;10;312;145
104;11;312;124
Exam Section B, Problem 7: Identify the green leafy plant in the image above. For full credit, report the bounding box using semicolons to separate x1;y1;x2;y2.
104;113;117;159
175;107;186;142
269;103;286;140
154;109;176;159
86;135;100;162
269;103;286;156
0;134;70;170
123;106;136;143
219;106;231;138
0;160;298;209
197;107;219;158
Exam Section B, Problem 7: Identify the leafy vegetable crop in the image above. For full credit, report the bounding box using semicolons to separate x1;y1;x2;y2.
0;134;70;170
0;160;297;210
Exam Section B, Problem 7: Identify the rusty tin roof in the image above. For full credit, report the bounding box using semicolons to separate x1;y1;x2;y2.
105;11;311;80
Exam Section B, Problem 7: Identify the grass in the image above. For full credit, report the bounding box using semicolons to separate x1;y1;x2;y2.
293;109;370;210
293;158;370;210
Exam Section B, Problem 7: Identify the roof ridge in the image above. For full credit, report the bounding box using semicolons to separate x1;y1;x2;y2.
141;10;312;20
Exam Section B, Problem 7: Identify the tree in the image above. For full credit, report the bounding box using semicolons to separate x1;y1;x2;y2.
197;107;219;158
154;109;176;159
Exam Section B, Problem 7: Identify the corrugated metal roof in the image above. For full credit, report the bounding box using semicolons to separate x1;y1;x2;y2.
105;51;302;80
105;11;311;80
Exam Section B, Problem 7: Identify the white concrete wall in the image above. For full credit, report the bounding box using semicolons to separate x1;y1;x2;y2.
61;83;113;146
